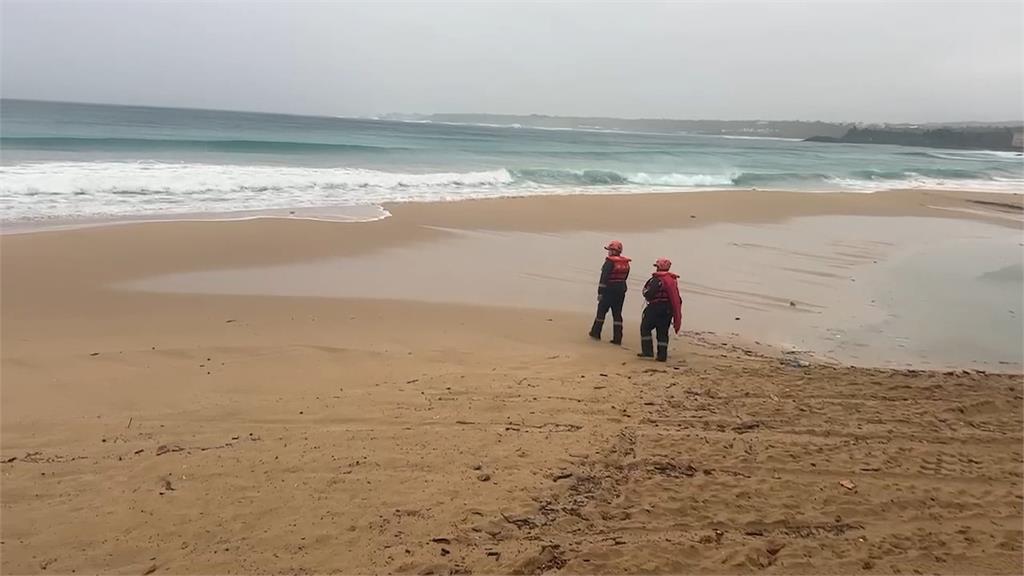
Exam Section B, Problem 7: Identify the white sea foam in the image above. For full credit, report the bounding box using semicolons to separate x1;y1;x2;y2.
2;160;1020;223
628;172;736;187
0;162;516;221
923;150;1024;162
826;174;1023;193
0;162;514;195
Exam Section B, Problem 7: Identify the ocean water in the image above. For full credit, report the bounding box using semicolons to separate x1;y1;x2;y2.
2;99;1022;223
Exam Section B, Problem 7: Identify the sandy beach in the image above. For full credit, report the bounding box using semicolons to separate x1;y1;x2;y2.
2;189;1023;574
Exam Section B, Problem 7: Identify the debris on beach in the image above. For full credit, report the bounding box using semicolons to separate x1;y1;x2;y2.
839;479;857;491
155;444;183;456
158;477;175;494
476;472;491;482
732;420;761;433
552;470;573;481
783;357;811;369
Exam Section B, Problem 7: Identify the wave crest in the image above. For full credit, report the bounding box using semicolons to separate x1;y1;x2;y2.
510;168;733;187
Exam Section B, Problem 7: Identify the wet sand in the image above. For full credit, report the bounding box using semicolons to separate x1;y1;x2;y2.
2;189;1022;574
122;215;1022;370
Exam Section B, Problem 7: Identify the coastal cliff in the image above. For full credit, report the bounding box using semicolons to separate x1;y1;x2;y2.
806;126;1024;151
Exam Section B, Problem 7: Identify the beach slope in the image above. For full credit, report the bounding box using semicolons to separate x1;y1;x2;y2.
2;190;1021;574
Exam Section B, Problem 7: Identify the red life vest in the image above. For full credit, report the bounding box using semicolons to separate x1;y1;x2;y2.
643;276;668;303
644;271;683;332
606;255;630;283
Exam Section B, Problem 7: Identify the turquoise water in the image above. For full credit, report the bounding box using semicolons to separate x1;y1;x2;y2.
2;99;1022;222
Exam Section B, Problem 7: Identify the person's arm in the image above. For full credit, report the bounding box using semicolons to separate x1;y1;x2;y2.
598;260;613;295
669;277;683;333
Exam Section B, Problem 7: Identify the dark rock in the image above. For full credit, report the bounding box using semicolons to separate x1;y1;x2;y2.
806;126;1023;152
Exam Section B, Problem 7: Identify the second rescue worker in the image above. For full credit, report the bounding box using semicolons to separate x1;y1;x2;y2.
638;258;683;362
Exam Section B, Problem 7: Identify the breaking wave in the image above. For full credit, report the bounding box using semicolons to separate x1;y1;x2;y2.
2;161;1021;222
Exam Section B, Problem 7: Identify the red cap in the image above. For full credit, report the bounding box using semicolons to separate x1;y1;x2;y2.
605;240;623;253
654;258;672;271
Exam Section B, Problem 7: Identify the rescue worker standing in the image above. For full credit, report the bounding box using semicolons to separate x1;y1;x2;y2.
589;240;631;345
639;258;683;362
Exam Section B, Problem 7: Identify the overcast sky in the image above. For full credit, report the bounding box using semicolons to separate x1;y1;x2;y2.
2;1;1021;123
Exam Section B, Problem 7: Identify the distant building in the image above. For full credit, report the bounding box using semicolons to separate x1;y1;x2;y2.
1012;129;1023;149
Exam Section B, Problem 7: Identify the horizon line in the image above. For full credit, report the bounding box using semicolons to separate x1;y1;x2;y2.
2;96;1021;128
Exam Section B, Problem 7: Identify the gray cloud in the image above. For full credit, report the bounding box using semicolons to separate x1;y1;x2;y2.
2;0;1021;122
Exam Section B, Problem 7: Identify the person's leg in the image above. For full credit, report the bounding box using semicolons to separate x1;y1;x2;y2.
610;291;625;345
589;295;612;339
655;312;671;362
638;306;654;357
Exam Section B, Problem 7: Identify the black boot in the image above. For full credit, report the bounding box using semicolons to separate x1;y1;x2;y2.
610;322;623;345
639;335;654;357
656;340;668;362
589;318;604;340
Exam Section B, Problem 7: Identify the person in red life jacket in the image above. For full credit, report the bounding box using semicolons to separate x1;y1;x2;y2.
589;240;631;345
638;258;683;362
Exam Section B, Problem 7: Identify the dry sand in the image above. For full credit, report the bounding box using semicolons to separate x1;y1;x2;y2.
2;189;1022;574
